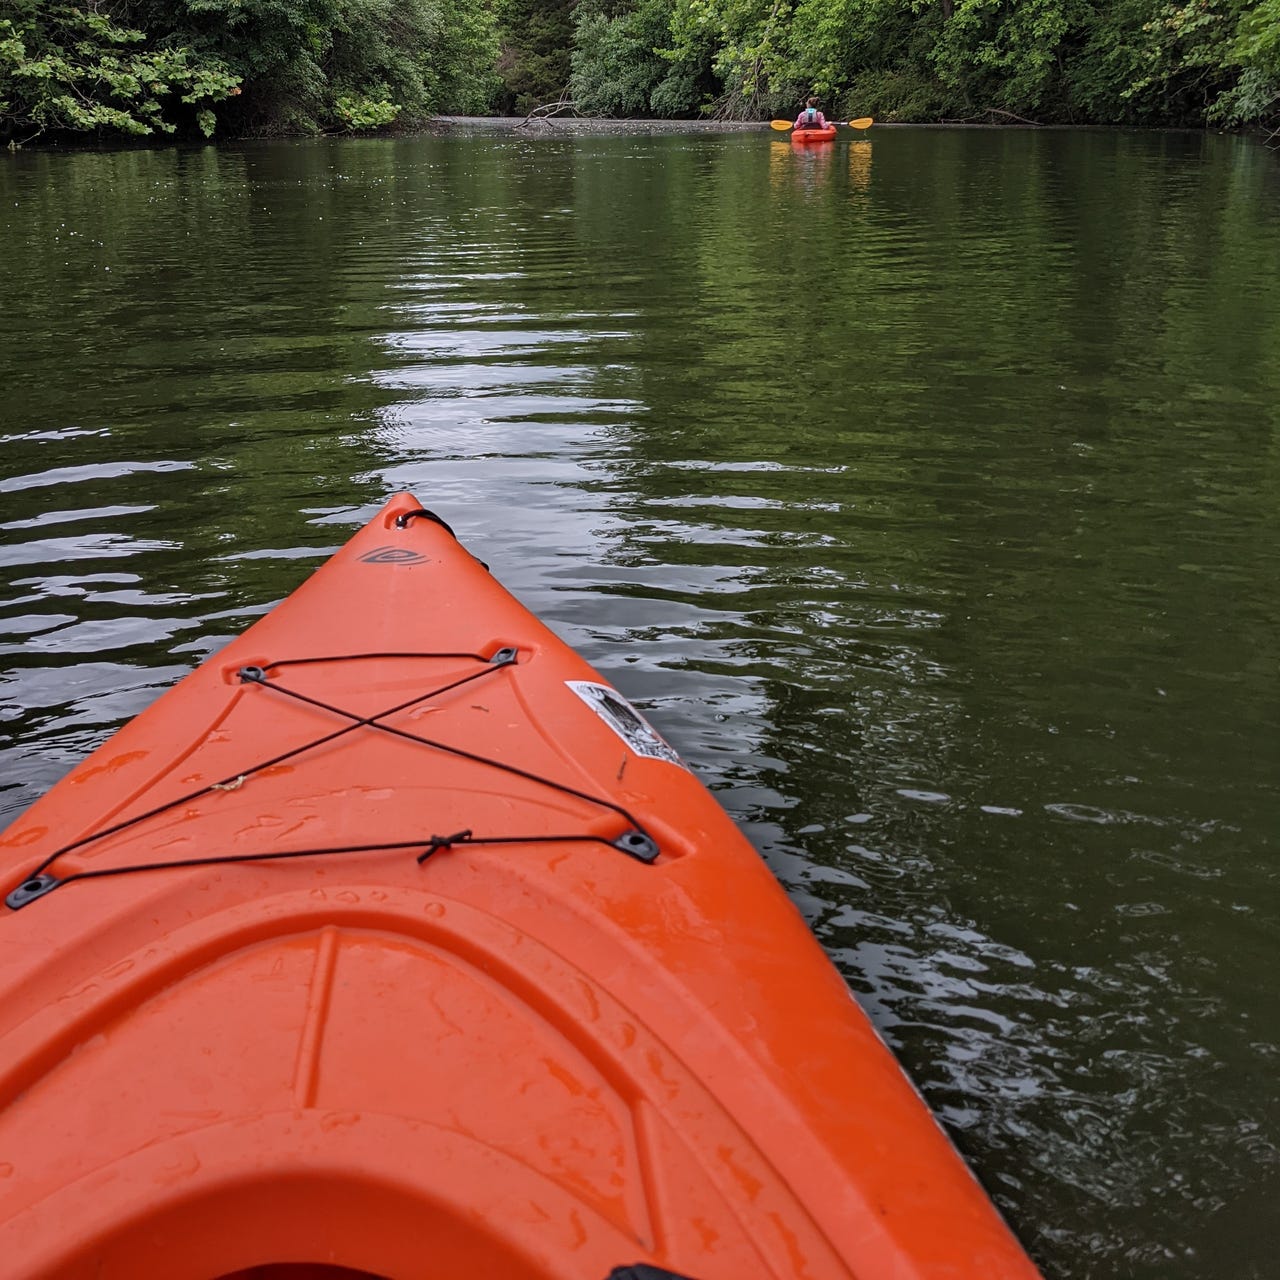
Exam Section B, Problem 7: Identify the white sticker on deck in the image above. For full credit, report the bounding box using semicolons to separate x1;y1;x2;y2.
566;681;684;767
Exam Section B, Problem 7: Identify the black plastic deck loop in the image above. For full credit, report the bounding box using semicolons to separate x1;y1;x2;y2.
612;830;660;864
394;507;458;538
5;874;59;910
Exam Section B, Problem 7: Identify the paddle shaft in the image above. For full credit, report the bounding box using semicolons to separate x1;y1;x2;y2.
770;116;874;131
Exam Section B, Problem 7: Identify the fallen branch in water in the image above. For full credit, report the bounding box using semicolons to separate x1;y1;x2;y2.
1263;98;1280;149
517;90;584;129
944;107;1043;126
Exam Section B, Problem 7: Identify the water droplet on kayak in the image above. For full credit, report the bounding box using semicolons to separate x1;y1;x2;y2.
320;1111;360;1131
2;826;47;848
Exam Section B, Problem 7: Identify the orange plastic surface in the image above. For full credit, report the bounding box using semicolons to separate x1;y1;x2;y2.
0;494;1042;1280
791;125;838;144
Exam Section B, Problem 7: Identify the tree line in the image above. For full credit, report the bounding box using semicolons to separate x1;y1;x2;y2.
3;0;1277;146
0;0;500;146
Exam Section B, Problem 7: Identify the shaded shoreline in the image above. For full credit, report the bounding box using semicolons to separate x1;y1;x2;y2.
428;115;767;135
425;114;1235;136
7;114;1257;157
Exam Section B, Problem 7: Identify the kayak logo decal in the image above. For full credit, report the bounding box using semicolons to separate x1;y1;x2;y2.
566;681;685;768
359;546;430;565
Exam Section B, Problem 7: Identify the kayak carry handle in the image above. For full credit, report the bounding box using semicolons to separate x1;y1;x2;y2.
394;507;457;538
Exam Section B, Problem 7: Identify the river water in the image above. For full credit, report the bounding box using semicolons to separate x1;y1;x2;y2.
1;126;1277;1277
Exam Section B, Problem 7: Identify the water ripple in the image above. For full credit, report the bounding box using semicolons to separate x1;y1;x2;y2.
1;127;1278;1279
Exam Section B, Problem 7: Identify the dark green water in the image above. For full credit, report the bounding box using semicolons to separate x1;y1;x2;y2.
2;127;1278;1277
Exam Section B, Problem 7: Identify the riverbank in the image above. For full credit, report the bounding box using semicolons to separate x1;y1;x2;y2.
10;116;1264;157
8;4;1273;153
429;115;766;135
425;115;1256;138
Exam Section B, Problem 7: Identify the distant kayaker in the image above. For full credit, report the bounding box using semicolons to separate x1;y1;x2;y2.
794;97;830;131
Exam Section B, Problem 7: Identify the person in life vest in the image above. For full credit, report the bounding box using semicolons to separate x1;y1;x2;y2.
793;96;830;131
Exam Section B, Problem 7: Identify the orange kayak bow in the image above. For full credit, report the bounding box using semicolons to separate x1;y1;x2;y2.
0;494;1041;1280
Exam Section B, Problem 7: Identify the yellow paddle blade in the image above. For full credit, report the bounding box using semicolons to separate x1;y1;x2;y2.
847;116;875;130
769;119;793;131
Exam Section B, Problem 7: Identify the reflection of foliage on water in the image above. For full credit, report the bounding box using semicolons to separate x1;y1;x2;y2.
0;141;413;610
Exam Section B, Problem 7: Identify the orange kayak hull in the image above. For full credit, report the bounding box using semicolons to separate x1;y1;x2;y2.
791;125;837;144
0;494;1040;1280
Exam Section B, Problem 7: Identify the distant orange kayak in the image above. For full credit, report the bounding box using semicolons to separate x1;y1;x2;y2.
791;125;837;144
0;493;1041;1280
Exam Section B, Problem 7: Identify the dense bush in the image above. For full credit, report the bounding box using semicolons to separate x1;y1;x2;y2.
494;0;575;114
571;0;719;116
562;0;1280;129
1;0;500;144
0;2;238;145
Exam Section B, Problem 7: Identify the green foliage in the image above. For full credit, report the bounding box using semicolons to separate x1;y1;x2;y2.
0;2;238;144
1;0;499;144
1079;0;1244;123
572;0;665;115
332;92;400;130
495;0;575;113
784;0;873;98
650;0;722;114
428;0;504;114
131;0;501;132
1214;0;1280;122
571;0;720;116
838;65;962;121
924;0;1083;115
658;0;797;117
3;0;1276;140
566;0;1280;129
1232;0;1280;71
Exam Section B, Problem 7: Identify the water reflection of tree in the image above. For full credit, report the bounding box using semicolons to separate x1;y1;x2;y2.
3;142;405;598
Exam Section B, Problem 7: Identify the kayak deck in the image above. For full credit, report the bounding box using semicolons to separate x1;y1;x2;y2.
0;495;1040;1279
